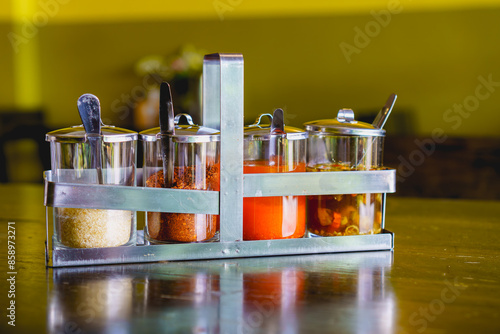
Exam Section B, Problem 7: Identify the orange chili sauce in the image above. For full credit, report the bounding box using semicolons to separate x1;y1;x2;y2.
243;161;306;240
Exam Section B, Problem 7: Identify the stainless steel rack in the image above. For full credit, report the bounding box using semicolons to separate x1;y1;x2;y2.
44;53;396;267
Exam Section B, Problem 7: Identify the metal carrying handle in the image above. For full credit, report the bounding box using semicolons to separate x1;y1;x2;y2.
203;53;244;243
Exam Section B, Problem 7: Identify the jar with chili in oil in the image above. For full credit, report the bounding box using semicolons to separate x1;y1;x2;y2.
140;113;220;243
304;107;389;237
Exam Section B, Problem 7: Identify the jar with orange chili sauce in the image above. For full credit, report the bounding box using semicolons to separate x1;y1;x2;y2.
243;109;308;240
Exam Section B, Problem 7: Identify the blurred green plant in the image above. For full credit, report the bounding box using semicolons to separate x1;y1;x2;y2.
133;45;205;128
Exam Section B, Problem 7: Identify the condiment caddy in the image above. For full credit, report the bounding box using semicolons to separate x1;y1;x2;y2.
44;53;396;267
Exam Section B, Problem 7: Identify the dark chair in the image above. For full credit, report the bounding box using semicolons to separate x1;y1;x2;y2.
0;110;51;183
384;136;500;200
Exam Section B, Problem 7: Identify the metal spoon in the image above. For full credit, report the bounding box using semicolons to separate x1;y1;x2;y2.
77;94;103;184
372;93;397;129
271;108;285;134
270;108;286;167
357;94;397;168
159;82;175;187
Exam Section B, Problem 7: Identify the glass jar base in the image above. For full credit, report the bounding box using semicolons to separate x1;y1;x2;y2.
307;228;382;238
52;235;137;250
144;232;220;245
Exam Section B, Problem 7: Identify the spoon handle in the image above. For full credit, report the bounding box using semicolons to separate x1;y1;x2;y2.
77;94;103;184
269;108;286;167
159;82;175;187
88;136;103;184
372;94;397;129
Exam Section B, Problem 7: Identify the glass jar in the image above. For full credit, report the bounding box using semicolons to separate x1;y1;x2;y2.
46;125;138;248
243;112;308;240
304;108;385;237
141;114;220;243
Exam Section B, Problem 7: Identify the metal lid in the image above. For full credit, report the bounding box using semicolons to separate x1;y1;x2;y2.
46;124;138;143
304;108;386;137
244;113;308;141
140;114;220;143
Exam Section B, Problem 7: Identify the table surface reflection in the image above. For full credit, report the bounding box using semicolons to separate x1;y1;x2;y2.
0;184;499;334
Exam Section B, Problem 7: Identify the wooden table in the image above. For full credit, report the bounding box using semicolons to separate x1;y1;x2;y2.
1;184;499;333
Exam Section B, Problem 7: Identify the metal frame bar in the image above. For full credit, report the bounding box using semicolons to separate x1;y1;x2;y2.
46;227;393;267
44;53;395;267
44;169;395;211
44;171;219;214
218;54;244;243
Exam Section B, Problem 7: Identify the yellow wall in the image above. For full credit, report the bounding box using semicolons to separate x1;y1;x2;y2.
2;1;500;137
0;23;15;107
3;0;500;22
0;2;11;22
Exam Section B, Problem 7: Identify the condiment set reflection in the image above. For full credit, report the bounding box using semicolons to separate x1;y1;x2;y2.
48;253;394;333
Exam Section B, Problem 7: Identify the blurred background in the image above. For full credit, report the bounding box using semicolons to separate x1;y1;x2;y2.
1;0;499;199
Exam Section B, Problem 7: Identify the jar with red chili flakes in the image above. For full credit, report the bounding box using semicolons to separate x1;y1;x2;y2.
140;114;220;243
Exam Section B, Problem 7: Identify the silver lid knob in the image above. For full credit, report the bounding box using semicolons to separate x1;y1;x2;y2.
336;108;355;123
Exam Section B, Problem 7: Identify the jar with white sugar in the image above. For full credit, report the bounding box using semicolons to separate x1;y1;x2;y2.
46;115;138;248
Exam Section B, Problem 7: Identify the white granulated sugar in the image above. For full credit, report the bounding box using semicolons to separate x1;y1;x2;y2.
56;208;132;248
